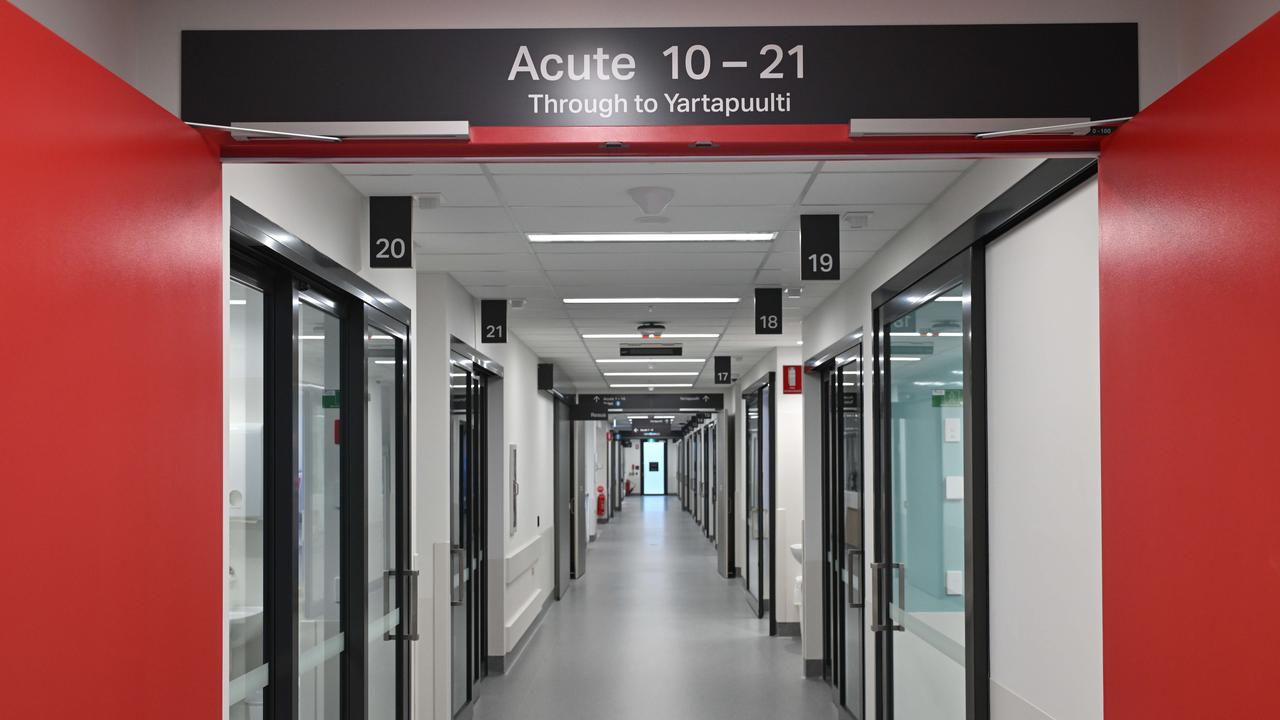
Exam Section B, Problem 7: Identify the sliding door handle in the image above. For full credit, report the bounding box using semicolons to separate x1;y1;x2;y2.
870;561;905;632
846;548;863;609
385;569;420;641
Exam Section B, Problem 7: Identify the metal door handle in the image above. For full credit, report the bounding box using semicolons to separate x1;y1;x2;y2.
385;568;420;641
450;545;464;607
870;561;905;632
847;548;863;609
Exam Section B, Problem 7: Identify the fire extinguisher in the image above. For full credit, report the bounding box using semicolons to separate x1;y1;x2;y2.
596;485;606;517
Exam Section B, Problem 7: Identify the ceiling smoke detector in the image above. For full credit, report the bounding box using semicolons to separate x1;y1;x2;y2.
628;186;675;223
508;298;527;309
637;321;667;338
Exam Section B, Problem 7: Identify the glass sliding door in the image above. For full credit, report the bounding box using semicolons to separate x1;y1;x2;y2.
874;249;987;720
230;207;414;720
449;344;491;716
449;353;473;715
642;440;666;494
742;373;775;631
744;393;760;615
229;277;268;719
838;352;865;718
366;317;411;720
297;292;344;720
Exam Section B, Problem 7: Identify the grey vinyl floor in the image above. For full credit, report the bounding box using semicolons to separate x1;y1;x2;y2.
470;494;844;720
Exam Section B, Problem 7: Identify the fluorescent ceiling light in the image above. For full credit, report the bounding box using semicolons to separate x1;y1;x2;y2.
679;408;715;412
229;299;247;306
627;415;650;420
603;372;700;377
582;333;720;339
653;415;675;419
935;297;964;302
596;358;705;364
374;360;397;365
610;383;695;388
530;232;775;243
565;297;739;304
298;335;324;340
889;356;921;362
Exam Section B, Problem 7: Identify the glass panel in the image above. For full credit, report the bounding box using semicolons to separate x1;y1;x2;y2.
229;280;267;719
840;354;864;717
449;356;471;714
889;287;967;720
367;328;399;719
745;395;760;604
298;298;343;720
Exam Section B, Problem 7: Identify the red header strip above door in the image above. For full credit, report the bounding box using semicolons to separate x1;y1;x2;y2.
208;123;1104;162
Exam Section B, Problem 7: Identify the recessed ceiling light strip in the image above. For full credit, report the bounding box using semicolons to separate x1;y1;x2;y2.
582;333;721;339
565;298;739;304
530;232;775;243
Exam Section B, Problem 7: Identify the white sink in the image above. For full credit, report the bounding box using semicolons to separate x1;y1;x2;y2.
790;543;803;563
229;606;264;650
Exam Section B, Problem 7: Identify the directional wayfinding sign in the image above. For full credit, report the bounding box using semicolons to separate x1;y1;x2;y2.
571;393;724;421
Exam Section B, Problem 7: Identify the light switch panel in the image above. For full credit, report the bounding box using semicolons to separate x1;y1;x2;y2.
945;475;964;500
944;417;962;443
946;570;964;596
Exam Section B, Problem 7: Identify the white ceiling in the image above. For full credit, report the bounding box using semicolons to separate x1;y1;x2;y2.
333;158;974;391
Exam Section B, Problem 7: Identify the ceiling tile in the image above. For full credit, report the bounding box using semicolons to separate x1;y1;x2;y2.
803;171;962;205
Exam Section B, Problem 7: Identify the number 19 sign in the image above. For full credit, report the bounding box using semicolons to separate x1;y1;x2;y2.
800;214;839;281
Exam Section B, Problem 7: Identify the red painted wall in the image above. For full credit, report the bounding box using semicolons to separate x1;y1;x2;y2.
1100;11;1280;718
0;4;222;717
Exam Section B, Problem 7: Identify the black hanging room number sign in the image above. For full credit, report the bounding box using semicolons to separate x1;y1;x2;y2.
755;288;783;335
800;214;840;280
481;299;507;343
714;356;732;385
368;196;413;269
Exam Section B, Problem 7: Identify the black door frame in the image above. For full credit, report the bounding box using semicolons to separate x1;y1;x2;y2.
741;372;777;635
231;200;414;720
448;338;501;715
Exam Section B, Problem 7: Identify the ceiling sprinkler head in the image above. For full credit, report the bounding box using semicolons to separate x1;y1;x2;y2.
628;186;675;219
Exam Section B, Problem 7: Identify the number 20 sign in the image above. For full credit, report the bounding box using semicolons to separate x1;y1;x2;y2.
369;196;414;269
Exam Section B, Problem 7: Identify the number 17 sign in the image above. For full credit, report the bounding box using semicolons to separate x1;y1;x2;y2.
800;214;839;281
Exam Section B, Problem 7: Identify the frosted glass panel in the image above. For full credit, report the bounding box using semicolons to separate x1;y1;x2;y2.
889;286;967;720
298;299;342;720
229;279;266;719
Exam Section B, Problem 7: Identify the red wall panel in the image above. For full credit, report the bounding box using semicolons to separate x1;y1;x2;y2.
0;3;221;717
1100;11;1280;718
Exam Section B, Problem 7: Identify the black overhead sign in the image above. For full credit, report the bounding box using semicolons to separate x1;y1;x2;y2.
572;393;724;421
480;300;507;344
714;356;732;385
368;196;413;269
800;214;840;281
756;288;783;335
181;25;1137;127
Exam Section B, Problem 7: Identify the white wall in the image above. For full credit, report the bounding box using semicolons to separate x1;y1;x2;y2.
1179;0;1280;77
986;179;1102;720
11;0;140;85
